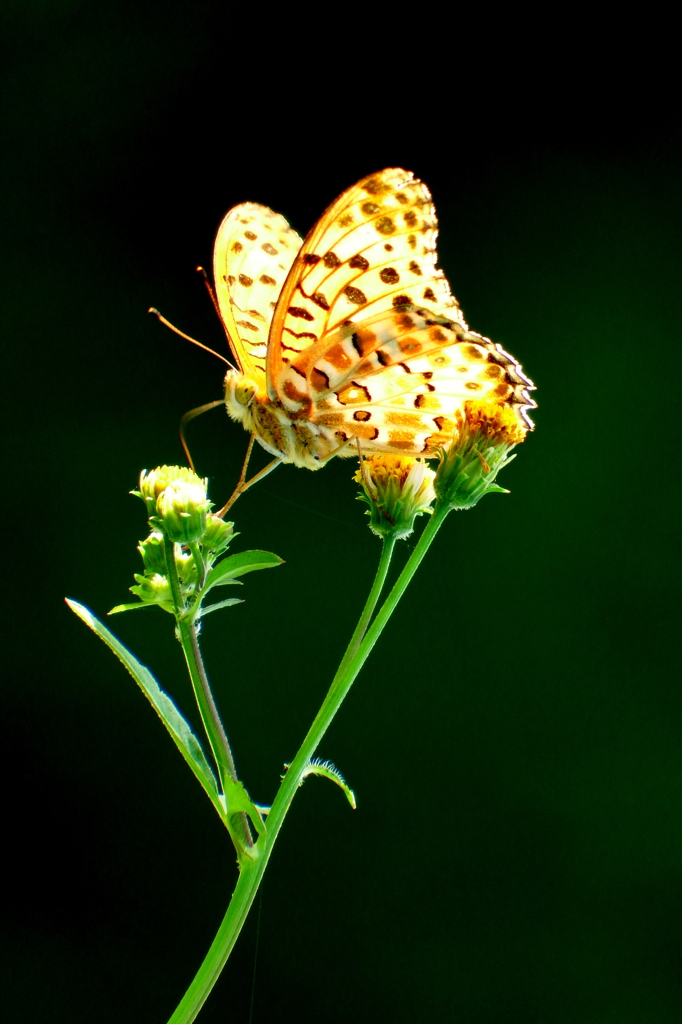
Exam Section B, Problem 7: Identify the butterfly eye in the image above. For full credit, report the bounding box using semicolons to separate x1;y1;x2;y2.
235;379;257;407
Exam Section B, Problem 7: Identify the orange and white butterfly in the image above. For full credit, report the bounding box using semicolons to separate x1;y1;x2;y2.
212;168;535;471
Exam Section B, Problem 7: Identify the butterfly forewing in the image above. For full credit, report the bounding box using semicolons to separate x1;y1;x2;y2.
213;203;302;384
267;168;465;398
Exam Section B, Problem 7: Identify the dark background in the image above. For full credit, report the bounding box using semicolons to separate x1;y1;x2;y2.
3;4;681;1022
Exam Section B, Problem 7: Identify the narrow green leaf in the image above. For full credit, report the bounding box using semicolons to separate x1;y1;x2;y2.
200;598;244;617
108;602;156;615
66;599;226;824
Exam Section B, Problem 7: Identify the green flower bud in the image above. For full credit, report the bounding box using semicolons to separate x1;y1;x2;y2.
354;455;436;540
434;401;527;509
156;479;210;543
136;466;212;532
130;572;173;610
136;466;212;543
137;466;184;515
174;550;198;587
138;531;168;574
203;515;236;555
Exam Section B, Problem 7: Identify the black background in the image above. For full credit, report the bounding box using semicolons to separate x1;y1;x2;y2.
3;4;681;1022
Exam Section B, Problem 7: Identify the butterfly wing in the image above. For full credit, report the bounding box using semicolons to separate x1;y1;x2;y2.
213;203;303;389
276;304;534;453
268;168;534;452
267;168;463;399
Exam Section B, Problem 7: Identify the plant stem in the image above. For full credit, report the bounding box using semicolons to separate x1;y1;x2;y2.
178;620;237;783
336;533;396;678
189;540;207;591
164;534;252;852
177;618;253;853
167;500;452;1024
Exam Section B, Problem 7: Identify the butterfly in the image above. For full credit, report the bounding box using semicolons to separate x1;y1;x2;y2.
212;168;535;472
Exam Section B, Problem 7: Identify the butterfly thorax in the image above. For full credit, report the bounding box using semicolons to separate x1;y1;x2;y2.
224;368;335;469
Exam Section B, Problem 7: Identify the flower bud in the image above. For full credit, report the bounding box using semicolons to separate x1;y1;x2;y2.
354;455;436;540
156;479;210;543
434;401;527;509
203;515;236;555
138;531;168;575
174;550;198;587
137;466;184;515
130;572;173;610
136;466;212;543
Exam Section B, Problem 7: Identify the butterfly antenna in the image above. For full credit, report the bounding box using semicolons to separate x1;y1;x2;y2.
148;307;233;367
196;265;222;319
180;400;224;471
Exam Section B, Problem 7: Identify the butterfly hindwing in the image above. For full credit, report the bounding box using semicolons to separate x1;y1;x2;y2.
280;305;535;452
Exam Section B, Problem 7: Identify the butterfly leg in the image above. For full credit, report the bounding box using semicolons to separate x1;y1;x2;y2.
215;434;281;517
320;437;355;464
355;438;372;490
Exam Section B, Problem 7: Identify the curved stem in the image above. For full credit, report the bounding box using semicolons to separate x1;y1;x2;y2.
167;501;452;1024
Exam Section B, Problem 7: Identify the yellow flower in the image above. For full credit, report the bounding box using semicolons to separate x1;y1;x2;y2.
435;400;527;509
458;400;527;447
354;455;436;540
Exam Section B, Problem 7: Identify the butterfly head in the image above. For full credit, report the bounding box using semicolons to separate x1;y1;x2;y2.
224;369;259;426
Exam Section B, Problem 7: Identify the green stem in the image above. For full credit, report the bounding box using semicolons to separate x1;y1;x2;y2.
177;618;253;854
336;533;396;679
167;501;452;1024
163;533;185;616
177;620;236;783
164;534;252;853
189;540;207;592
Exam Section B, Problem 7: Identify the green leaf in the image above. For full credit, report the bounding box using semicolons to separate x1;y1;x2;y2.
108;602;157;615
204;549;283;591
199;598;244;617
65;599;226;825
297;758;356;809
202;578;242;591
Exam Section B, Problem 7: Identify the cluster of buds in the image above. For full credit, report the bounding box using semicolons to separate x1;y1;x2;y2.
355;401;528;536
129;466;235;614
